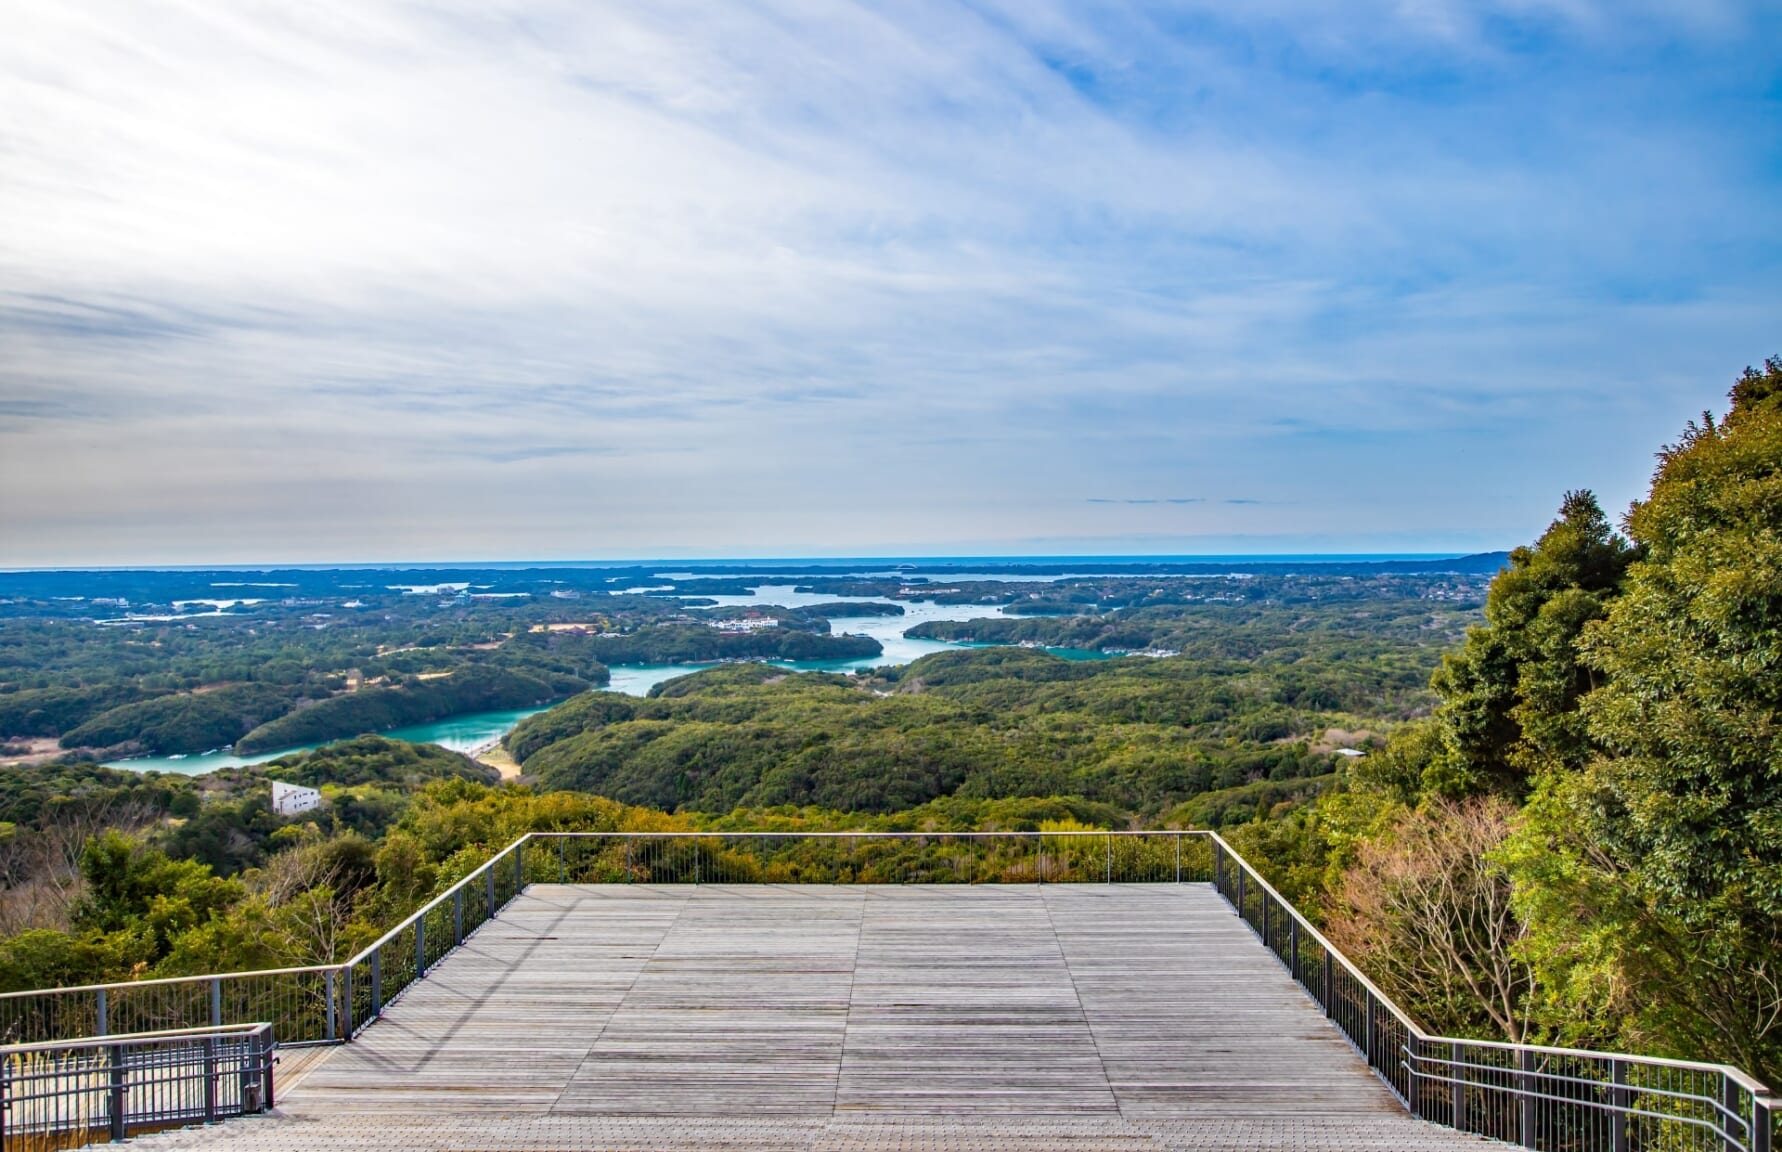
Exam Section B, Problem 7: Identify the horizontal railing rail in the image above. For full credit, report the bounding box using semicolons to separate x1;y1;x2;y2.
0;828;1770;1152
0;1022;274;1149
1207;837;1775;1152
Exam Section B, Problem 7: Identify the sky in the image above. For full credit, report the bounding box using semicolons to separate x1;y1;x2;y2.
2;0;1779;566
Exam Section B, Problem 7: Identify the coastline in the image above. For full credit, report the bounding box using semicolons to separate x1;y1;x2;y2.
471;737;522;781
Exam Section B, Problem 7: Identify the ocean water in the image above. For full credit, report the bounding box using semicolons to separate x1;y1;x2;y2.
104;587;1090;775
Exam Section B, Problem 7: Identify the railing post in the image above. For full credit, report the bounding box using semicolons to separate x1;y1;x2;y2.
1610;1058;1629;1152
416;914;426;980
1519;1047;1536;1149
203;1034;218;1122
454;889;463;945
1452;1040;1466;1131
1323;949;1333;1015
559;838;565;883
371;946;382;1018
108;1041;126;1141
695;839;701;885
1753;1095;1771;1152
1289;918;1299;981
1237;866;1246;924
487;867;496;918
1724;1077;1741;1152
325;968;337;1042
262;1029;276;1111
211;976;223;1029
1175;833;1181;883
626;837;632;879
1105;834;1112;884
515;842;524;892
1213;842;1224;894
341;966;354;1039
96;986;108;1037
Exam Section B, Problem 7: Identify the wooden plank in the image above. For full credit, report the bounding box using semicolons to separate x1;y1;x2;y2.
123;884;1505;1151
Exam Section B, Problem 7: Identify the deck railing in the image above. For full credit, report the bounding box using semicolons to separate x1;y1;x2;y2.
1210;838;1775;1152
0;828;1770;1152
0;1023;274;1148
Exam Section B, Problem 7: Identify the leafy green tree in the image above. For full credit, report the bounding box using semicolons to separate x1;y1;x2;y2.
0;928;150;995
1424;491;1636;797
72;832;242;956
1514;358;1782;1079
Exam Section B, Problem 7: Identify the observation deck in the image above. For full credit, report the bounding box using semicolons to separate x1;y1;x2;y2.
127;882;1491;1151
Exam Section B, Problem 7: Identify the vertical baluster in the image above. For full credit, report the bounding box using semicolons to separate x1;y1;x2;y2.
1724;1077;1742;1152
108;1041;126;1141
1519;1047;1536;1149
203;1035;217;1123
261;1028;276;1111
1364;993;1375;1070
1452;1041;1466;1132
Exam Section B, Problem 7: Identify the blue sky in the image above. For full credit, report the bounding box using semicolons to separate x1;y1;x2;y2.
1;0;1778;565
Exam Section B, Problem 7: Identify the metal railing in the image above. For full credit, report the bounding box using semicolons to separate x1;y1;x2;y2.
0;1023;274;1149
1210;838;1776;1152
0;828;1771;1152
0;835;528;1049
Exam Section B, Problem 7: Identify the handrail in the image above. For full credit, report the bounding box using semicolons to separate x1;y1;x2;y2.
0;967;336;1002
0;1020;277;1149
1202;829;1775;1093
1202;831;1775;1152
0;826;1769;1152
0;1022;269;1057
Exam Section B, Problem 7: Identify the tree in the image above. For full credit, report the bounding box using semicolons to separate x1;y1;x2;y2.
72;832;242;956
1514;357;1782;1080
1328;796;1535;1041
1424;491;1635;798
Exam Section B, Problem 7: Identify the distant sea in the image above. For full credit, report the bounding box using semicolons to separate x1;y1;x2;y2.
97;555;1496;775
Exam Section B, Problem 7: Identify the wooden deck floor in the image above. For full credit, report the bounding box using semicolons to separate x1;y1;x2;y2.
132;884;1499;1150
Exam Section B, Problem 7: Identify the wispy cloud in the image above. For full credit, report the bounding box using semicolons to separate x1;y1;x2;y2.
0;0;1777;563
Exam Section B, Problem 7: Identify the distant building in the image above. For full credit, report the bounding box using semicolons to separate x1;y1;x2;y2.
271;781;322;816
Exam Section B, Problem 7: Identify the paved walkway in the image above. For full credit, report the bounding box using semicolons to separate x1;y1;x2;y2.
132;885;1498;1150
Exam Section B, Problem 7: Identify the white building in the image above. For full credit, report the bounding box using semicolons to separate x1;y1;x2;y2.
271;780;322;817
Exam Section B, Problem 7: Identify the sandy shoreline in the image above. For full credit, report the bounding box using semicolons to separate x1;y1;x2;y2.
470;738;522;781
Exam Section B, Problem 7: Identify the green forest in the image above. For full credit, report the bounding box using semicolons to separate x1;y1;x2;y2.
0;358;1774;1085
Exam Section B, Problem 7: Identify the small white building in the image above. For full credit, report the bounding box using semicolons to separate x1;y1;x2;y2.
271;780;322;817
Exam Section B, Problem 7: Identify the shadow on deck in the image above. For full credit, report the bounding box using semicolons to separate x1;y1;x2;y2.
130;884;1499;1150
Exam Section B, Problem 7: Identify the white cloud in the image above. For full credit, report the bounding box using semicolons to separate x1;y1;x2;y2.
0;0;1777;564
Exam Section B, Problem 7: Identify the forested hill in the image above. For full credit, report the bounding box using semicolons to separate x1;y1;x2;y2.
506;589;1475;814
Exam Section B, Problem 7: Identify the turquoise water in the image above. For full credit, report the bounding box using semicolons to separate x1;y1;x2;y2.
106;590;1106;775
